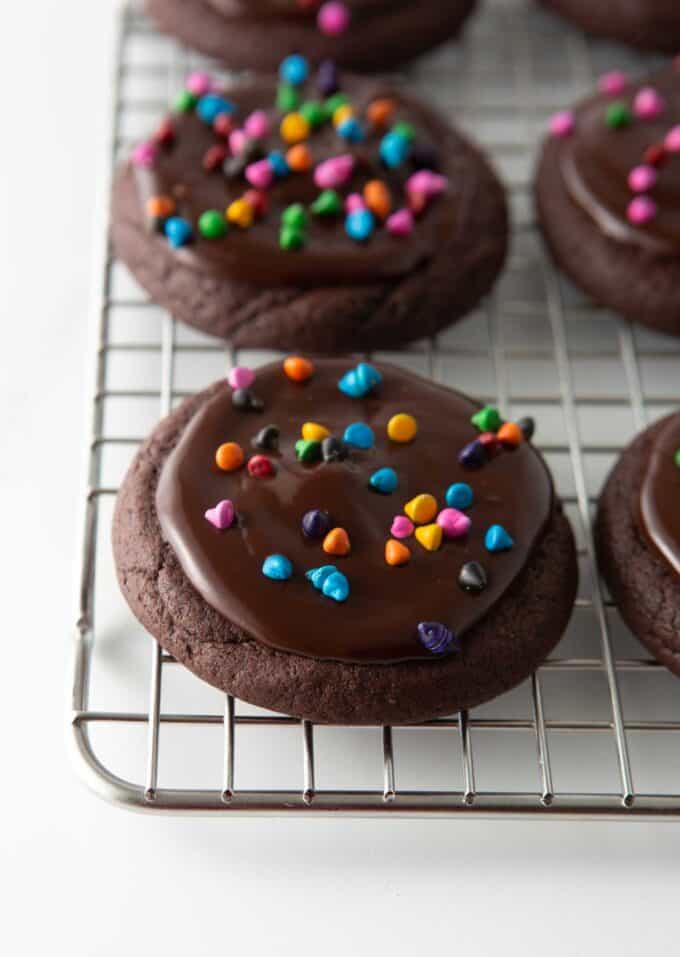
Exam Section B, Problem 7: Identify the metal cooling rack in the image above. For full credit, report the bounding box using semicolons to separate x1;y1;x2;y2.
70;0;680;817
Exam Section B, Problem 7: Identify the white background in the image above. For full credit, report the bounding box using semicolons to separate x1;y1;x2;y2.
1;2;679;954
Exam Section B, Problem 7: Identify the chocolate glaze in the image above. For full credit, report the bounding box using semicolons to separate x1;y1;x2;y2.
559;66;680;255
156;359;554;663
639;412;680;577
132;76;460;286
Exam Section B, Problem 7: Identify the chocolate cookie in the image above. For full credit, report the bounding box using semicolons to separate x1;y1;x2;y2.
596;414;680;674
536;64;680;338
113;358;577;724
538;0;680;53
145;0;477;72
111;69;507;351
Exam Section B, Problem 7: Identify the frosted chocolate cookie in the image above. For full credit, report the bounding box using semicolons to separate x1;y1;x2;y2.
113;357;577;724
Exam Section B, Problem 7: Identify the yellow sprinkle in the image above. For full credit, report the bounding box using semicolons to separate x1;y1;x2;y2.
415;524;443;552
404;493;437;525
333;104;355;128
302;422;330;442
226;198;254;229
280;112;311;145
387;413;418;443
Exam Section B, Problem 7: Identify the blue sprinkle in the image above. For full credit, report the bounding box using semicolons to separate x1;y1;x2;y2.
164;216;193;248
345;208;375;242
262;554;293;581
343;422;374;449
337;117;365;143
446;482;474;510
380;130;410;169
267;150;290;178
306;565;350;602
306;565;338;590
458;439;486;469
196;94;235;124
338;362;382;399
322;571;350;603
417;621;459;656
369;467;398;494
484;525;514;553
280;54;309;87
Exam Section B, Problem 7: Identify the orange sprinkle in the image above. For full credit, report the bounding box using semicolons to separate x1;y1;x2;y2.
323;527;351;556
497;422;523;448
215;442;244;472
286;143;313;172
363;180;392;220
146;195;176;219
283;356;314;383
385;539;411;567
367;98;397;129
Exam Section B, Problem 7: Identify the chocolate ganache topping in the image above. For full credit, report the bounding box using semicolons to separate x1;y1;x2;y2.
557;64;680;255
639;413;680;577
129;69;460;287
156;359;554;663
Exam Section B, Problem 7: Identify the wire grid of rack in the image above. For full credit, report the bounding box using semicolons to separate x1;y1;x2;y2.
70;0;680;817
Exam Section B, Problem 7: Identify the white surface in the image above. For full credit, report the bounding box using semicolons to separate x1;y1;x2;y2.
1;2;679;954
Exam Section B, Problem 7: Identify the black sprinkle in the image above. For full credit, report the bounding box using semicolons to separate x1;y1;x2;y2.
458;561;488;594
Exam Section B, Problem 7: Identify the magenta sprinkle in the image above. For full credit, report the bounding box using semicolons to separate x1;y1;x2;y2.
186;71;213;96
627;195;658;225
549;110;575;139
387;208;414;237
318;2;350;36
244;110;270;140
345;193;366;213
132;141;157;168
229;128;248;156
228;366;255;390
598;70;627;97
406;170;448;198
314;154;355;189
204;499;235;530
633;87;665;120
628;164;658;193
664;126;680;152
245;158;274;189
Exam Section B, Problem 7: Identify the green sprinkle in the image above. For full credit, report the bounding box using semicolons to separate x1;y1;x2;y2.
471;405;503;433
277;83;301;113
295;439;322;462
605;102;632;129
174;90;198;113
674;449;680;469
392;121;416;143
299;100;325;128
311;189;343;216
280;225;306;250
323;92;349;120
198;210;227;239
282;203;308;230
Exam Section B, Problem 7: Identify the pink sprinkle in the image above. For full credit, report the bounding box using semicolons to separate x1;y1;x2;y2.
390;516;414;539
549;110;575;139
345;193;366;213
598;70;627;97
633;87;665;120
132;141;157;168
186;71;213;96
386;208;414;238
314;154;355;189
204;500;235;531
628;164;658;193
627;195;658;225
228;366;255;390
244;110;270;140
229;128;248;156
436;508;471;539
406;170;448;199
318;2;350;37
664;125;680;152
245;158;274;189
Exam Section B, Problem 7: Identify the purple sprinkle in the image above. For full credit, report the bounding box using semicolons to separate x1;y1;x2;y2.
302;509;332;540
417;621;459;656
458;438;487;469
